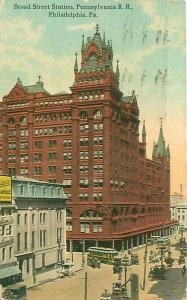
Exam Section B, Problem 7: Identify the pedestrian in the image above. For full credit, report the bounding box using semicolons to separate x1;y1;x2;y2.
182;264;186;276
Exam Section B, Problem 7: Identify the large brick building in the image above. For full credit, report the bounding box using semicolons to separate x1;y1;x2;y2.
0;25;177;252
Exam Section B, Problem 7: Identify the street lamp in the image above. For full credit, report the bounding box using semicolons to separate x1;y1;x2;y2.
123;260;129;298
80;240;85;266
57;236;63;264
31;242;36;284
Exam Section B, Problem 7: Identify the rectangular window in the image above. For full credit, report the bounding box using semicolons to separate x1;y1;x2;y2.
66;222;72;232
2;248;6;261
80;222;89;233
40;230;43;247
24;232;28;250
8;168;16;176
48;166;56;174
34;153;42;162
34;141;42;148
34;166;42;175
17;233;21;251
20;141;28;149
32;231;35;249
48;152;56;160
9;247;12;260
93;223;103;233
26;257;30;273
48;140;57;148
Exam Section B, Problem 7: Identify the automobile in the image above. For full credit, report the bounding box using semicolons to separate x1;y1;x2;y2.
3;282;26;300
121;256;131;266
148;265;166;280
59;263;75;277
180;247;187;257
131;253;139;265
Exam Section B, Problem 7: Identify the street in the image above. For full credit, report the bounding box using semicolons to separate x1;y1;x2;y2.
27;235;187;300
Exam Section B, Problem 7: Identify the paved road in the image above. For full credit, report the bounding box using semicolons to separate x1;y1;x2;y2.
27;235;187;300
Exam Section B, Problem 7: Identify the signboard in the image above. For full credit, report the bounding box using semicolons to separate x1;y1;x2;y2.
0;175;12;202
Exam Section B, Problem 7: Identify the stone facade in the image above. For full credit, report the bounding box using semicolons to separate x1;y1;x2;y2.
0;203;20;286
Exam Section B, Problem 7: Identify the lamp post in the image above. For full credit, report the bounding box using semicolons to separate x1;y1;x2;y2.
81;240;85;266
142;241;148;290
123;260;129;298
57;236;62;264
31;242;36;284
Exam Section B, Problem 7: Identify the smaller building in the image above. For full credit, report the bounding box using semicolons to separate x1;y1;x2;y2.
12;176;67;281
171;201;187;230
170;190;187;230
0;175;21;287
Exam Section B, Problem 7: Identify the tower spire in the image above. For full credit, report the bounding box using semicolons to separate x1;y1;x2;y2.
116;60;120;80
96;24;99;34
142;120;146;145
81;34;85;52
74;52;78;73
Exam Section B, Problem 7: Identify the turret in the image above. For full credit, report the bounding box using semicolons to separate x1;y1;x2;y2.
73;24;120;88
152;120;170;164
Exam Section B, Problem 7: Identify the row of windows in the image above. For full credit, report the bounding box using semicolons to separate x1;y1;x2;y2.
80;222;103;233
8;129;28;137
7;116;27;125
65;221;102;233
8;136;103;151
17;230;46;251
34;126;72;136
7;102;28;110
35;113;71;123
17;211;63;225
35;98;73;108
79;193;103;202
8;150;103;163
79;110;102;119
78;92;104;101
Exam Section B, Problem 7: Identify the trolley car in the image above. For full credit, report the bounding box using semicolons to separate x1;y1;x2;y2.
87;247;119;265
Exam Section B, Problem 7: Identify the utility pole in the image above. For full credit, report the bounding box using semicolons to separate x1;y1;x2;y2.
84;272;87;300
142;242;148;290
31;242;36;284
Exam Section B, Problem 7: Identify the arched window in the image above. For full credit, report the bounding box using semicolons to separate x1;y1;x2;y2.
93;110;102;119
8;117;15;125
79;111;88;119
43;213;46;223
17;214;20;225
20;116;27;124
32;213;35;225
24;213;28;225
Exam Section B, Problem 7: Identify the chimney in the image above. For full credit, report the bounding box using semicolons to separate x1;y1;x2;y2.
180;184;183;194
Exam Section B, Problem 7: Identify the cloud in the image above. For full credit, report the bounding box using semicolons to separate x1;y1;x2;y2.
0;18;45;44
138;0;156;16
0;0;5;11
67;22;96;31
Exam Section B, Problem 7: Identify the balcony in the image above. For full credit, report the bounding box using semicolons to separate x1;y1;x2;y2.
0;236;14;247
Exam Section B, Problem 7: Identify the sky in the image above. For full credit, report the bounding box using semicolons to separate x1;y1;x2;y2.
0;0;186;196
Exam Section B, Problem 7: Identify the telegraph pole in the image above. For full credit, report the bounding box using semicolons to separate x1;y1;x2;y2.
31;242;36;284
84;272;87;300
142;242;148;290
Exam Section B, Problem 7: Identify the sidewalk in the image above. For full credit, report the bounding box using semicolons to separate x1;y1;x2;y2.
25;259;84;289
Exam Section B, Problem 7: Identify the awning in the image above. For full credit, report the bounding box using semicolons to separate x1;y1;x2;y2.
0;266;21;279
